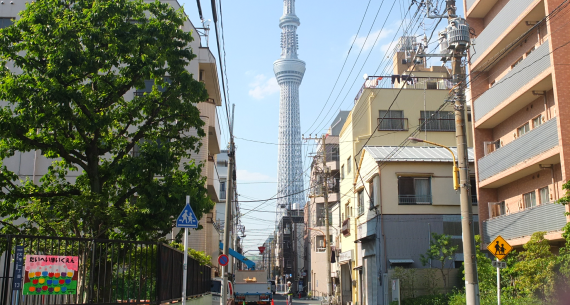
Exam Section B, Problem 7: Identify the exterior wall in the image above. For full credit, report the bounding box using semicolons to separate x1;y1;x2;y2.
466;0;570;246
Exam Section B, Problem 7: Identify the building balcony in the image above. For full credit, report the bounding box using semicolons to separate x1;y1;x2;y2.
466;0;499;18
418;118;455;132
207;160;220;202
355;76;452;104
197;100;221;155
482;202;567;245
474;41;552;127
477;118;558;187
469;0;543;67
398;195;432;205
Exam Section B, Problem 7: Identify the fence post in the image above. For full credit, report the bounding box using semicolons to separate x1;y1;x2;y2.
88;239;96;303
2;235;12;305
156;243;161;303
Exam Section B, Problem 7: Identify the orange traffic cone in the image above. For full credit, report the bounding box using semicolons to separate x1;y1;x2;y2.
271;299;275;305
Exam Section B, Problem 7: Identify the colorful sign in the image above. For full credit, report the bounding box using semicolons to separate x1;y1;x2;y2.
23;255;79;295
487;235;513;261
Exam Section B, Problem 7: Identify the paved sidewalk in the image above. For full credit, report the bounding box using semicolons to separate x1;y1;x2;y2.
273;293;322;305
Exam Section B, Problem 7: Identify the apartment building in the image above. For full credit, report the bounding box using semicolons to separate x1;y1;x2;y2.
338;37;476;305
464;0;570;248
304;111;348;298
0;0;224;271
275;209;305;290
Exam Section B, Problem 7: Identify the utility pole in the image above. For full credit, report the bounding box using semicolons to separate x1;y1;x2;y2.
321;135;333;303
446;1;480;304
222;104;235;305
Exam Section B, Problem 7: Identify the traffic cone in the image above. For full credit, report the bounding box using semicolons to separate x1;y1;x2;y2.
271;299;275;305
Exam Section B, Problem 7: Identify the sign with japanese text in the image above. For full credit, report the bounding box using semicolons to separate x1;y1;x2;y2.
23;255;79;295
12;246;24;290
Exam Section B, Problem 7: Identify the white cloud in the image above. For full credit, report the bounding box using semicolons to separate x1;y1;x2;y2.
350;29;392;51
248;74;280;100
236;169;273;182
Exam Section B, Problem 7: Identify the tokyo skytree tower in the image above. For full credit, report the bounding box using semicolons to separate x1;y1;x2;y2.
274;0;305;216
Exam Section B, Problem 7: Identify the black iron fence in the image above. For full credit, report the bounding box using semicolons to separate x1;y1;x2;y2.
0;235;211;305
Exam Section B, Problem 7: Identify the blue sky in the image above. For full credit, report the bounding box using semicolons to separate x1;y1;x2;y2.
178;0;464;252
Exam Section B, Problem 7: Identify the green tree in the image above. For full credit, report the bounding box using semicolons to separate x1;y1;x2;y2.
420;233;458;291
0;0;213;240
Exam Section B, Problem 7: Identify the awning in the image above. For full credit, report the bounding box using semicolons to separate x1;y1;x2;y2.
353;266;363;271
389;259;414;265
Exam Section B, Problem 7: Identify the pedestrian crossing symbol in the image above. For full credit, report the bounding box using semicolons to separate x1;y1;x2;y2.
487;235;512;261
176;203;198;228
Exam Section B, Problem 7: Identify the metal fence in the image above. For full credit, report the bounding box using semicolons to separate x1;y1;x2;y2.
0;235;211;305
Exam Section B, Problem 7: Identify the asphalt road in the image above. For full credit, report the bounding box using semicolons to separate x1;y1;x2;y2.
272;293;322;305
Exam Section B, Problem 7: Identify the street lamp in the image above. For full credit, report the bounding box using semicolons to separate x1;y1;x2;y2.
408;137;459;190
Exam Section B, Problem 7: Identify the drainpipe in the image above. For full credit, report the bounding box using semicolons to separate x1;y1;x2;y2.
533;91;549;120
540;164;558;201
32;150;38;185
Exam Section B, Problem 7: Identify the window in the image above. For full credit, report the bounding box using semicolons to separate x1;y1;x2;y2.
420;111;455;131
347;156;352;173
426;82;437;90
220;181;226;200
489;201;506;218
315;236;326;252
379;110;406;130
331;147;339;161
526;47;535;57
484;140;501;155
357;190;365;216
341;165;345;180
511;56;523;69
539;187;550;204
517;122;530;137
533;115;543;128
470;177;478;205
369;180;375;209
0;18;14;29
523;191;536;209
398;177;432;204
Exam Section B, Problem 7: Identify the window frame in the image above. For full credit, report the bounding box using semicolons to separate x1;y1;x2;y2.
532;115;543;128
523;191;537;209
347;156;352;173
517;122;530;137
398;176;432;205
357;190;365;216
539;186;550;204
0;17;14;29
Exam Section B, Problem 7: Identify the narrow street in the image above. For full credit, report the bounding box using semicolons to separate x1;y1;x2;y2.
272;294;322;305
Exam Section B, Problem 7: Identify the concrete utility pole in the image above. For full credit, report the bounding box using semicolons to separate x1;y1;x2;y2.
321;135;333;302
222;104;236;305
446;1;480;304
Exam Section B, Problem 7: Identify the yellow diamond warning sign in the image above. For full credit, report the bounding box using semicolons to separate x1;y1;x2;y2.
487;235;512;261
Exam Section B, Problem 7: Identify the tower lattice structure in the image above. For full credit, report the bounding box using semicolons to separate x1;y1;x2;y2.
274;0;305;218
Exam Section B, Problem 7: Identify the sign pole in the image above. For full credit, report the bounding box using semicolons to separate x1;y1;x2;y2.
182;195;190;305
496;258;500;305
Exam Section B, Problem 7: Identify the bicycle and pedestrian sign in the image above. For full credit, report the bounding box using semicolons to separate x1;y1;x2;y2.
487;235;512;261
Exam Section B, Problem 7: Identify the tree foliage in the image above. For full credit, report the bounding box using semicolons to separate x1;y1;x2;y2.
0;0;213;240
420;233;458;290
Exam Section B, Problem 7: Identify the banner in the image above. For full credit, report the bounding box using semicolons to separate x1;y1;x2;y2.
23;255;79;295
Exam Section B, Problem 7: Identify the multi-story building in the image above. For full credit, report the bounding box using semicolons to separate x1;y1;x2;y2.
275;209;305;290
304;111;348;298
464;0;570;249
0;0;224;273
338;37;476;305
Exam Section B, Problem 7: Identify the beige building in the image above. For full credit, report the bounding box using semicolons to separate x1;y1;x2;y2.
0;0;224;272
304;111;348;298
337;39;476;305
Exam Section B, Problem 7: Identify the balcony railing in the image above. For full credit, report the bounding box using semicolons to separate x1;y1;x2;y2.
470;0;537;63
399;195;432;205
482;202;566;244
478;118;558;182
472;195;478;205
474;41;551;122
378;118;408;131
419;118;455;132
354;76;453;103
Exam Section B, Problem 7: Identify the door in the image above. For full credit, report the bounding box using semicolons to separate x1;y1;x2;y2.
364;257;377;305
341;264;352;305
